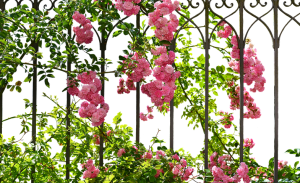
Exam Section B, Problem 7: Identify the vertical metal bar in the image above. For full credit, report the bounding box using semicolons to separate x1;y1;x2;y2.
96;2;109;168
170;39;175;150
30;40;39;183
0;80;7;134
65;29;72;179
65;62;72;179
239;0;245;164
100;44;105;167
170;98;174;150
204;1;209;181
136;82;140;143
97;4;107;168
273;0;279;182
30;0;41;180
136;11;140;143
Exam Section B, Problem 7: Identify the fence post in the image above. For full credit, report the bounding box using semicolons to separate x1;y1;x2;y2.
65;28;72;179
237;0;245;166
135;11;141;142
271;0;280;183
203;1;211;182
0;0;4;137
168;40;176;154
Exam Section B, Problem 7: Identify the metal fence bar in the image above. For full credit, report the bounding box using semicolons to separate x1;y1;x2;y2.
238;0;245;167
135;12;141;142
65;44;72;179
0;0;4;136
136;83;140;143
203;1;211;176
168;38;175;153
271;0;280;183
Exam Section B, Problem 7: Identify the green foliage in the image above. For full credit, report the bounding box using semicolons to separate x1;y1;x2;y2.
0;0;299;182
286;148;300;157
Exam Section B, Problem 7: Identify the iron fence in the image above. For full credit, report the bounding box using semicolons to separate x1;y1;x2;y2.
1;0;299;182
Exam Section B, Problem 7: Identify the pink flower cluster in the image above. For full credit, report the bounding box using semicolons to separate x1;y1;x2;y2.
115;74;136;95
244;136;256;149
140;104;155;122
217;22;268;120
141;46;180;108
252;160;287;182
217;30;266;120
140;103;170;122
117;146;195;181
208;137;256;183
81;159;100;179
140;46;181;122
117;53;152;94
217;21;232;38
114;0;140;16
116;0;181;120
67;71;110;127
208;137;289;183
209;152;250;183
93;130;111;145
228;35;268;94
72;11;93;44
116;46;181;122
218;110;234;129
227;83;263;120
148;0;180;41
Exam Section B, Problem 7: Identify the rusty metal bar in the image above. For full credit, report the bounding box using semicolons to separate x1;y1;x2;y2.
170;39;175;150
136;11;140;143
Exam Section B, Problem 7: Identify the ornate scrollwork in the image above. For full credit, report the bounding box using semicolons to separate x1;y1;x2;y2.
215;0;234;9
41;0;58;11
249;0;268;8
283;0;300;7
180;0;200;10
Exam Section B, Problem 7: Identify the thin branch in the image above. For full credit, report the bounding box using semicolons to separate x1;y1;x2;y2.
2;59;114;78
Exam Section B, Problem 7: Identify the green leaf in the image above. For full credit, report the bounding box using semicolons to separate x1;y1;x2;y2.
9;43;16;49
212;91;220;97
29;46;36;52
149;24;156;30
28;18;34;23
58;26;63;32
160;40;171;45
36;51;44;59
23;75;32;84
36;40;43;48
7;134;17;143
45;43;51;47
149;175;155;182
91;13;99;22
6;85;15;93
18;119;28;136
35;33;42;42
4;55;12;60
53;8;60;13
184;29;193;37
21;16;28;23
12;58;21;64
22;96;32;111
111;29;120;39
71;44;77;50
44;78;51;89
28;25;39;34
22;4;29;9
62;50;70;54
59;55;68;60
16;86;22;93
31;8;36;14
7;74;13;82
113;112;122;124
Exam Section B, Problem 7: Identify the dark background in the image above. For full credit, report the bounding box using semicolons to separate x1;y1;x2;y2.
3;1;300;177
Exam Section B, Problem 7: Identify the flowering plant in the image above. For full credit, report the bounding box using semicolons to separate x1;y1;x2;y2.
0;0;298;181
